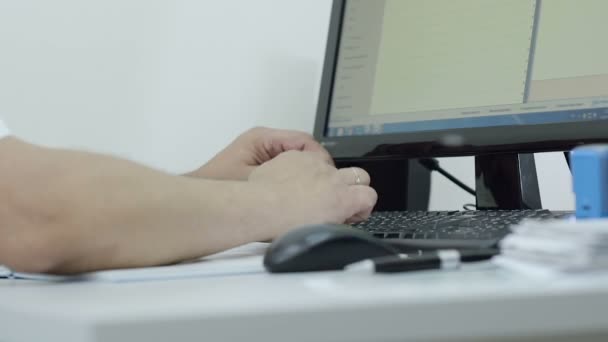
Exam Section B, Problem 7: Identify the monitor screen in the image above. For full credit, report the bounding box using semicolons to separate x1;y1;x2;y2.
326;0;608;138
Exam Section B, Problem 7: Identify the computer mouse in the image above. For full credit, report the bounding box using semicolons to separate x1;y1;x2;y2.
263;224;400;273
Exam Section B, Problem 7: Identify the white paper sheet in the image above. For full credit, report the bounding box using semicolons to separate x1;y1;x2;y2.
0;265;12;278
4;242;269;283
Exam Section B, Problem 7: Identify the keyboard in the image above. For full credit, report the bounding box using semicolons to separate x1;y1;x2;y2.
353;210;572;242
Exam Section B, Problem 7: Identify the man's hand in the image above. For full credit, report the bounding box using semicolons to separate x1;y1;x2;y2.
249;150;377;232
187;127;333;181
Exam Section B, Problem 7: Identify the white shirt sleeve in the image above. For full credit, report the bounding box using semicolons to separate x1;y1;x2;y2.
0;119;11;274
0;119;10;139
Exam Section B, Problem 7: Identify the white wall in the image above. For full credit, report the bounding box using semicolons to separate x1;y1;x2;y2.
0;0;574;211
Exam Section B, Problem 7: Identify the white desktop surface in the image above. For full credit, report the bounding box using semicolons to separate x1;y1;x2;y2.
2;257;608;341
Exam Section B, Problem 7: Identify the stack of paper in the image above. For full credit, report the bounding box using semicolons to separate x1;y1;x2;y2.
493;218;608;276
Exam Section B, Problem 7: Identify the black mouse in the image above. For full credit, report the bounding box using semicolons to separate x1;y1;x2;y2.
263;224;400;273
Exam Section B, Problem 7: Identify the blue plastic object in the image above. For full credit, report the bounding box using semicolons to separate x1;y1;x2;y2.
572;145;608;219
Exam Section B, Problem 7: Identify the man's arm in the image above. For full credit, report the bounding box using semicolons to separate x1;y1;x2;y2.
0;138;376;274
0;137;280;274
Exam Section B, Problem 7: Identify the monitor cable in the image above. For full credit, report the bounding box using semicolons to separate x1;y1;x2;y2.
418;158;476;196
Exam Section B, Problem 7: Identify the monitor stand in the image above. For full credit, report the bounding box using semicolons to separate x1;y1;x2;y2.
338;153;540;212
475;153;543;210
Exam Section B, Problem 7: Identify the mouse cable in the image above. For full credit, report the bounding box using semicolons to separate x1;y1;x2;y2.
418;158;476;196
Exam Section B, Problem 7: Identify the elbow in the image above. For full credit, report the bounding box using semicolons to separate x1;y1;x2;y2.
0;226;70;274
0;139;84;274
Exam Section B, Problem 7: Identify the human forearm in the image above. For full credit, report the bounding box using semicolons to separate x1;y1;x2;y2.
0;138;278;274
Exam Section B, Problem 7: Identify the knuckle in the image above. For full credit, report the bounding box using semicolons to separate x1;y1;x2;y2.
367;187;379;208
281;150;300;158
300;131;315;140
357;186;378;209
356;168;371;185
247;126;270;136
360;168;371;180
285;129;312;139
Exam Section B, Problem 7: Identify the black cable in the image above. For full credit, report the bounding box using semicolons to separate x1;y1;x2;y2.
463;203;477;211
564;151;571;171
435;167;476;196
419;158;476;196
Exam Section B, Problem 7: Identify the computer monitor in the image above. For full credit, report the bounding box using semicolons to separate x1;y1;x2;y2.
314;0;608;211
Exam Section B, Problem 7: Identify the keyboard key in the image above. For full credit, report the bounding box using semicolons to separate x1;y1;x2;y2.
353;210;571;241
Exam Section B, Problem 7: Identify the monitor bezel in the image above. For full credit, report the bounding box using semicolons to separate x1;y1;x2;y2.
313;0;608;161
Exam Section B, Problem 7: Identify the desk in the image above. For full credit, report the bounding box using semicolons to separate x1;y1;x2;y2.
2;261;608;341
